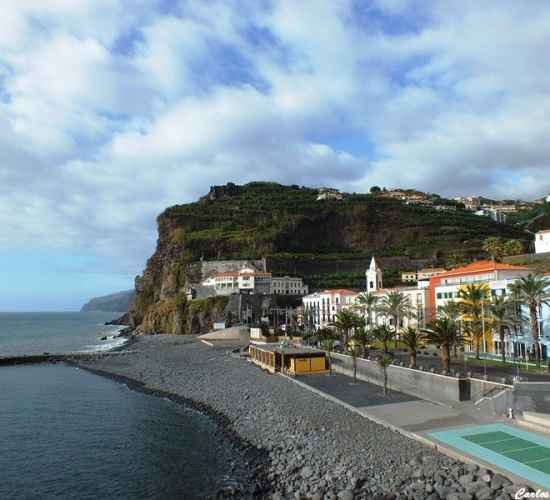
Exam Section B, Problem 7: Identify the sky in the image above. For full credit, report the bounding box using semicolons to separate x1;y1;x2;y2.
1;0;550;311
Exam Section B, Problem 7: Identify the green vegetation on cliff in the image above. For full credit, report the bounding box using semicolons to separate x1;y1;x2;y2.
160;182;526;261
130;182;529;333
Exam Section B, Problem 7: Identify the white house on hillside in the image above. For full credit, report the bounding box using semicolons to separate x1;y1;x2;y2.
535;230;550;254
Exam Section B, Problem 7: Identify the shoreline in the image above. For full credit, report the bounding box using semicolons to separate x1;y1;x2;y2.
70;358;270;498
4;334;532;498
73;334;530;499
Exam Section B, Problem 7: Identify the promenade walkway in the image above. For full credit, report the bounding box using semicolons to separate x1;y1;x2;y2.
289;370;550;489
298;372;488;433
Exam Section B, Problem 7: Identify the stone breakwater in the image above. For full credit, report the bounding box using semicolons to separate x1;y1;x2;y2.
76;336;530;499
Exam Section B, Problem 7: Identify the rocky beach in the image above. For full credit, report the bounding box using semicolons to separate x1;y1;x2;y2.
74;336;528;499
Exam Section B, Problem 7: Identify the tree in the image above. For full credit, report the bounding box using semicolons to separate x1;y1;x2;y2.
376;291;415;349
377;354;393;395
503;239;524;257
329;309;362;352
508;274;550;367
438;300;461;322
483;237;505;263
423;318;464;373
371;324;395;354
347;328;368;384
438;300;462;357
354;292;378;331
318;328;339;374
370;185;381;193
487;294;513;364
352;325;371;358
400;327;426;368
458;283;491;359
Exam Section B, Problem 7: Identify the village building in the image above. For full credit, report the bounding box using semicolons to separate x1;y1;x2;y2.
366;257;384;292
361;258;429;330
202;267;307;296
271;276;309;295
302;289;358;330
316;187;343;201
425;260;548;359
417;267;446;282
401;271;417;283
535;230;550;254
249;344;328;375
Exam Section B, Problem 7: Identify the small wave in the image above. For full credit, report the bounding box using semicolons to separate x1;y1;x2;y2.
80;335;128;353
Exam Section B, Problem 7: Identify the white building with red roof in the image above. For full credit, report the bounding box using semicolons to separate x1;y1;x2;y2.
202;266;308;296
425;260;550;359
302;289;358;330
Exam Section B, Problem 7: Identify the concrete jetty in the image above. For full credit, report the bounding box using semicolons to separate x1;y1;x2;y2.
0;350;136;367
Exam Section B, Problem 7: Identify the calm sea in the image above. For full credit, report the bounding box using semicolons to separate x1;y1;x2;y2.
0;313;247;499
0;311;127;357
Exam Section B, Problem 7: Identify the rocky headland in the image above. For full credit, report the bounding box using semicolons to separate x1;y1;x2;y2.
76;336;528;499
127;182;526;336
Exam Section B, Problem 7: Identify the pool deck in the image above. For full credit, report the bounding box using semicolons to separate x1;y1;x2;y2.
290;372;550;490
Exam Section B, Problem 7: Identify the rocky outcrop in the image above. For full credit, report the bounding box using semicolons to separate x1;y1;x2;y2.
81;290;135;312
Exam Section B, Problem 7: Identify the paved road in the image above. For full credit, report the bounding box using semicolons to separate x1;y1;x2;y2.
297;372;486;433
302;373;416;407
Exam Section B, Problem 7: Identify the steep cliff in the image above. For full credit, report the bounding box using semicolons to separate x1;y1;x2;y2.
81;290;135;312
130;182;527;334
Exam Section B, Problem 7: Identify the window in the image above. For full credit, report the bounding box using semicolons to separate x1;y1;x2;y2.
436;293;442;299
369;281;374;289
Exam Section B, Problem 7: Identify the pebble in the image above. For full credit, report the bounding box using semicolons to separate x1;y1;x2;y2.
78;336;525;499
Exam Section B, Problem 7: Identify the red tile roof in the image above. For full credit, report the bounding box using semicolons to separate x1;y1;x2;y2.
321;289;358;296
435;260;530;278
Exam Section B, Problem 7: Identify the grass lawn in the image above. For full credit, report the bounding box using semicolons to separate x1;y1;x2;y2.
463;356;550;374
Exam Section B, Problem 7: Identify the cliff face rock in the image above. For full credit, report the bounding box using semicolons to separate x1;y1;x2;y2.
130;181;528;334
81;290;135;312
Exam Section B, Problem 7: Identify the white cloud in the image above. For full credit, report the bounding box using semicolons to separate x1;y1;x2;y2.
1;0;550;282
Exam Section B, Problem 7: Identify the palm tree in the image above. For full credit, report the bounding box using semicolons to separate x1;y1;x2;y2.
483;237;504;263
354;292;378;330
438;300;462;358
400;327;426;368
438;300;461;322
371;324;394;355
376;291;415;349
352;325;371;358
503;239;524;257
347;329;364;384
377;354;393;395
487;294;513;364
508;274;550;366
458;283;491;359
423;318;464;373
329;309;362;353
318;327;339;374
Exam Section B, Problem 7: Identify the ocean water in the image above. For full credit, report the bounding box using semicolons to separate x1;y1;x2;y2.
0;314;248;499
0;312;127;356
0;364;244;499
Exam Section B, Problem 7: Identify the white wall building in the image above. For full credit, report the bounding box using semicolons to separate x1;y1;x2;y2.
303;289;358;330
535;230;550;254
202;267;308;296
271;276;308;295
366;257;383;292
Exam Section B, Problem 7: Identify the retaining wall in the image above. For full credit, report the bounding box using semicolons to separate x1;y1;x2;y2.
513;382;550;414
330;352;470;402
469;378;511;402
